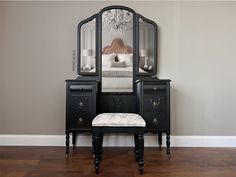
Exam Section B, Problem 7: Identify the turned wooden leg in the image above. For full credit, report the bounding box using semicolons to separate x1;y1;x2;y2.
137;134;144;175
92;133;95;156
94;133;102;174
134;134;139;162
100;133;103;158
65;133;70;158
166;134;170;155
72;132;76;146
158;132;162;149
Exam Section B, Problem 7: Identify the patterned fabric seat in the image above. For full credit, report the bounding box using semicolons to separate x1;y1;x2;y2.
92;113;146;127
92;113;146;175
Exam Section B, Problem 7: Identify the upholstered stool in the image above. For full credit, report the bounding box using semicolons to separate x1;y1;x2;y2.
92;113;146;174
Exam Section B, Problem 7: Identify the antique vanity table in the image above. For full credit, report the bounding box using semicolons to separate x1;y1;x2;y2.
65;5;171;156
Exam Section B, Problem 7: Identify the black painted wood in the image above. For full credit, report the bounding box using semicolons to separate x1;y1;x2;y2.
92;126;145;174
158;132;162;149
65;80;97;155
77;14;99;76
72;132;76;146
65;133;69;157
65;5;171;156
137;134;144;174
77;5;158;77
136;14;158;76
136;78;171;153
97;93;138;114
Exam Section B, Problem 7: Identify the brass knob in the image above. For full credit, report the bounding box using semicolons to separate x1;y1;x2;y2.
153;118;158;125
78;117;83;123
151;97;161;108
79;102;84;107
152;101;157;106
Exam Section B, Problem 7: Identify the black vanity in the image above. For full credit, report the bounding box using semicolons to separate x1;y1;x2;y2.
65;5;171;155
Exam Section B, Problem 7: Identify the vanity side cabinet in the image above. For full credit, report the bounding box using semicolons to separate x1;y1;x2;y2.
136;79;170;153
65;80;97;155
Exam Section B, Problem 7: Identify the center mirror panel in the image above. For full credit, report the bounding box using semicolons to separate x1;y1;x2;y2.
101;8;133;92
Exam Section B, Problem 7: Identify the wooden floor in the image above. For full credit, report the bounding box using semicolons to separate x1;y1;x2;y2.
0;147;236;177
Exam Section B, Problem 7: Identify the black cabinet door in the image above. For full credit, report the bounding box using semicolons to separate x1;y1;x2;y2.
69;93;95;128
143;112;166;131
66;81;97;132
143;94;166;112
136;79;170;133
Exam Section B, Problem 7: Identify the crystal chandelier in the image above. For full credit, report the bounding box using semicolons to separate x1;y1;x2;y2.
103;9;132;35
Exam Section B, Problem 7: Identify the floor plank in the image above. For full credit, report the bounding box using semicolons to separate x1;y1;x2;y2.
0;147;236;177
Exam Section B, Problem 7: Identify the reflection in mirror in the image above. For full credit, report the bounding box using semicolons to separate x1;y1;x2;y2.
102;9;133;92
80;19;96;73
139;18;155;73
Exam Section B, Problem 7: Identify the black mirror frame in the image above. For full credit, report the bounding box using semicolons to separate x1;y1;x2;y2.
136;14;158;76
98;5;137;86
77;6;158;78
77;14;99;76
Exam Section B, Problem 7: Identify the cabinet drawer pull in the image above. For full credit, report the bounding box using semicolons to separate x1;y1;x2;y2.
79;102;84;107
152;101;157;106
151;97;161;108
70;85;92;92
78;117;83;123
143;85;166;92
153;118;158;125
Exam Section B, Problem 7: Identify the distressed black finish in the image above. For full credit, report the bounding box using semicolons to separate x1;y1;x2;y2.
65;5;171;157
136;77;171;154
65;80;97;156
92;127;145;174
77;14;99;76
136;14;158;76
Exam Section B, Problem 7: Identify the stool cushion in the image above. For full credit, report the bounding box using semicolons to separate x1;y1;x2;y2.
92;113;146;127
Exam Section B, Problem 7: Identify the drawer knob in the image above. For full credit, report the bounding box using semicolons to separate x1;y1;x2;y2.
78;117;83;123
79;102;84;107
153;118;158;125
153;87;157;91
151;97;161;108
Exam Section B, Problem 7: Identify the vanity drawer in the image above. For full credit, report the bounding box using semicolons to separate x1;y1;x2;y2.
70;95;92;111
69;94;95;128
143;83;167;93
67;81;97;129
143;94;166;112
70;110;93;127
143;112;166;130
70;84;93;92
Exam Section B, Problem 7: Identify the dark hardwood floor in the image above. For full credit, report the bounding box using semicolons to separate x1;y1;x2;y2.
0;146;236;177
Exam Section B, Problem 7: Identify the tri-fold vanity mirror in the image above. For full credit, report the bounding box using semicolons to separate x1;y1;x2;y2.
66;5;171;156
78;6;157;92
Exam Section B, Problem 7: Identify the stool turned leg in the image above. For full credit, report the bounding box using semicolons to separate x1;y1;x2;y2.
166;134;170;155
100;133;103;159
134;134;139;162
92;134;95;157
94;133;102;174
72;132;76;146
65;133;70;158
137;134;144;175
158;132;162;150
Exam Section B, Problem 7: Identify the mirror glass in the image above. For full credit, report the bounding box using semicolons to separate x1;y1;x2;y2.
80;18;96;73
101;9;133;92
138;18;155;74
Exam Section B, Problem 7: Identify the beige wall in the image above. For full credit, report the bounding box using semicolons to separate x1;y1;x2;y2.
1;1;236;135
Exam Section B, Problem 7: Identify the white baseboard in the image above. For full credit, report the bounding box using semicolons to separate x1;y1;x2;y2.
0;134;236;147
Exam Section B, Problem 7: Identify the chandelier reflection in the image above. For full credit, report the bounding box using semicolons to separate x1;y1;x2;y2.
104;9;132;35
